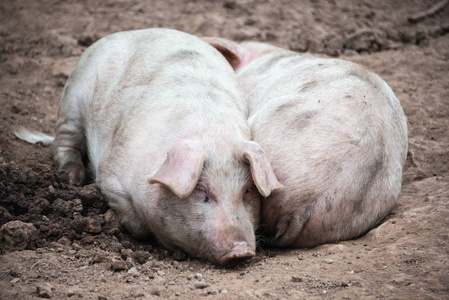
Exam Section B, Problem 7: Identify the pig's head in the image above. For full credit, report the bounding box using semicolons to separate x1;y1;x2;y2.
148;139;283;265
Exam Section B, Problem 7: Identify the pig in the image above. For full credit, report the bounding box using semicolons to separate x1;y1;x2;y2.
18;29;283;265
204;38;408;248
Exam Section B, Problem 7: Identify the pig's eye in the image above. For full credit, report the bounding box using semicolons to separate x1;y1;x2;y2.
196;184;210;203
196;185;206;192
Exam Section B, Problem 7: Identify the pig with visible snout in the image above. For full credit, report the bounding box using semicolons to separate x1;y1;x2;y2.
49;29;283;265
205;38;408;248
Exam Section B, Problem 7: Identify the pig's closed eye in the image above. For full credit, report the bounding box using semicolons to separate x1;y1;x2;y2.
244;186;256;203
196;184;210;203
196;185;206;192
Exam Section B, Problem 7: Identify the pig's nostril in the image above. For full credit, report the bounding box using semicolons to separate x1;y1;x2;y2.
219;242;255;266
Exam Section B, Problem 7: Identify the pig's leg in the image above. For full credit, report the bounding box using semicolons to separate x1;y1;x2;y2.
52;84;87;186
266;207;311;247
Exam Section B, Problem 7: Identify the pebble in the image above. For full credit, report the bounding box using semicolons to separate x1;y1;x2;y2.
67;289;75;297
324;259;334;264
84;217;102;234
10;278;20;284
104;209;121;228
111;259;128;272
132;251;151;265
36;284;53;298
121;248;133;259
128;267;139;277
157;270;166;276
72;243;81;251
132;291;146;298
195;273;203;280
292;275;303;282
193;281;209;289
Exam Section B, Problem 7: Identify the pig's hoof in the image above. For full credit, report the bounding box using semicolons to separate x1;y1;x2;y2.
219;242;255;266
61;162;86;186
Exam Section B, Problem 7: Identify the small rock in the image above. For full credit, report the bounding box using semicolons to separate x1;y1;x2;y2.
85;217;102;234
292;275;303;282
193;281;209;289
10;278;20;284
9;268;21;278
132;250;151;265
0;220;37;251
324;259;334;264
195;273;203;279
111;259;127;272
90;253;109;265
157;270;166;276
132;291;146;298
78;32;99;47
67;289;75;297
36;284;53;298
221;289;228;294
104;209;121;228
120;248;133;259
57;237;71;246
223;0;236;9
79;184;104;208
128;267;139;277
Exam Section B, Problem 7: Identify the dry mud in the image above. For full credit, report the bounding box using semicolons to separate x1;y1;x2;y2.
0;0;448;299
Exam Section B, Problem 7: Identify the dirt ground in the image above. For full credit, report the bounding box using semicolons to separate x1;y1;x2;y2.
0;0;448;299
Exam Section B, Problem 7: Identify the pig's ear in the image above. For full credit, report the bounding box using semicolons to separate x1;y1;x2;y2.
149;140;205;199
241;142;284;197
202;37;245;70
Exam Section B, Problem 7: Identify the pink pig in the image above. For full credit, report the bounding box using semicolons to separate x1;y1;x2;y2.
205;38;408;247
18;29;283;265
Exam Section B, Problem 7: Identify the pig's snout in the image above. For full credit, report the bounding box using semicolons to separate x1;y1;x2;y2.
219;241;255;265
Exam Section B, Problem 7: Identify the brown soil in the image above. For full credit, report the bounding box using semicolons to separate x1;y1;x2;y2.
1;0;448;299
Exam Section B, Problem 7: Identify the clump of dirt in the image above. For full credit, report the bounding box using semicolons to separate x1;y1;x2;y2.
1;0;448;299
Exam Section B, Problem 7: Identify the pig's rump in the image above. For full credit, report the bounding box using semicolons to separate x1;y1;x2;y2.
241;54;408;247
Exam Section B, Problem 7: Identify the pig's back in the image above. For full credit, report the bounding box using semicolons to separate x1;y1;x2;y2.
243;54;408;247
63;28;247;174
